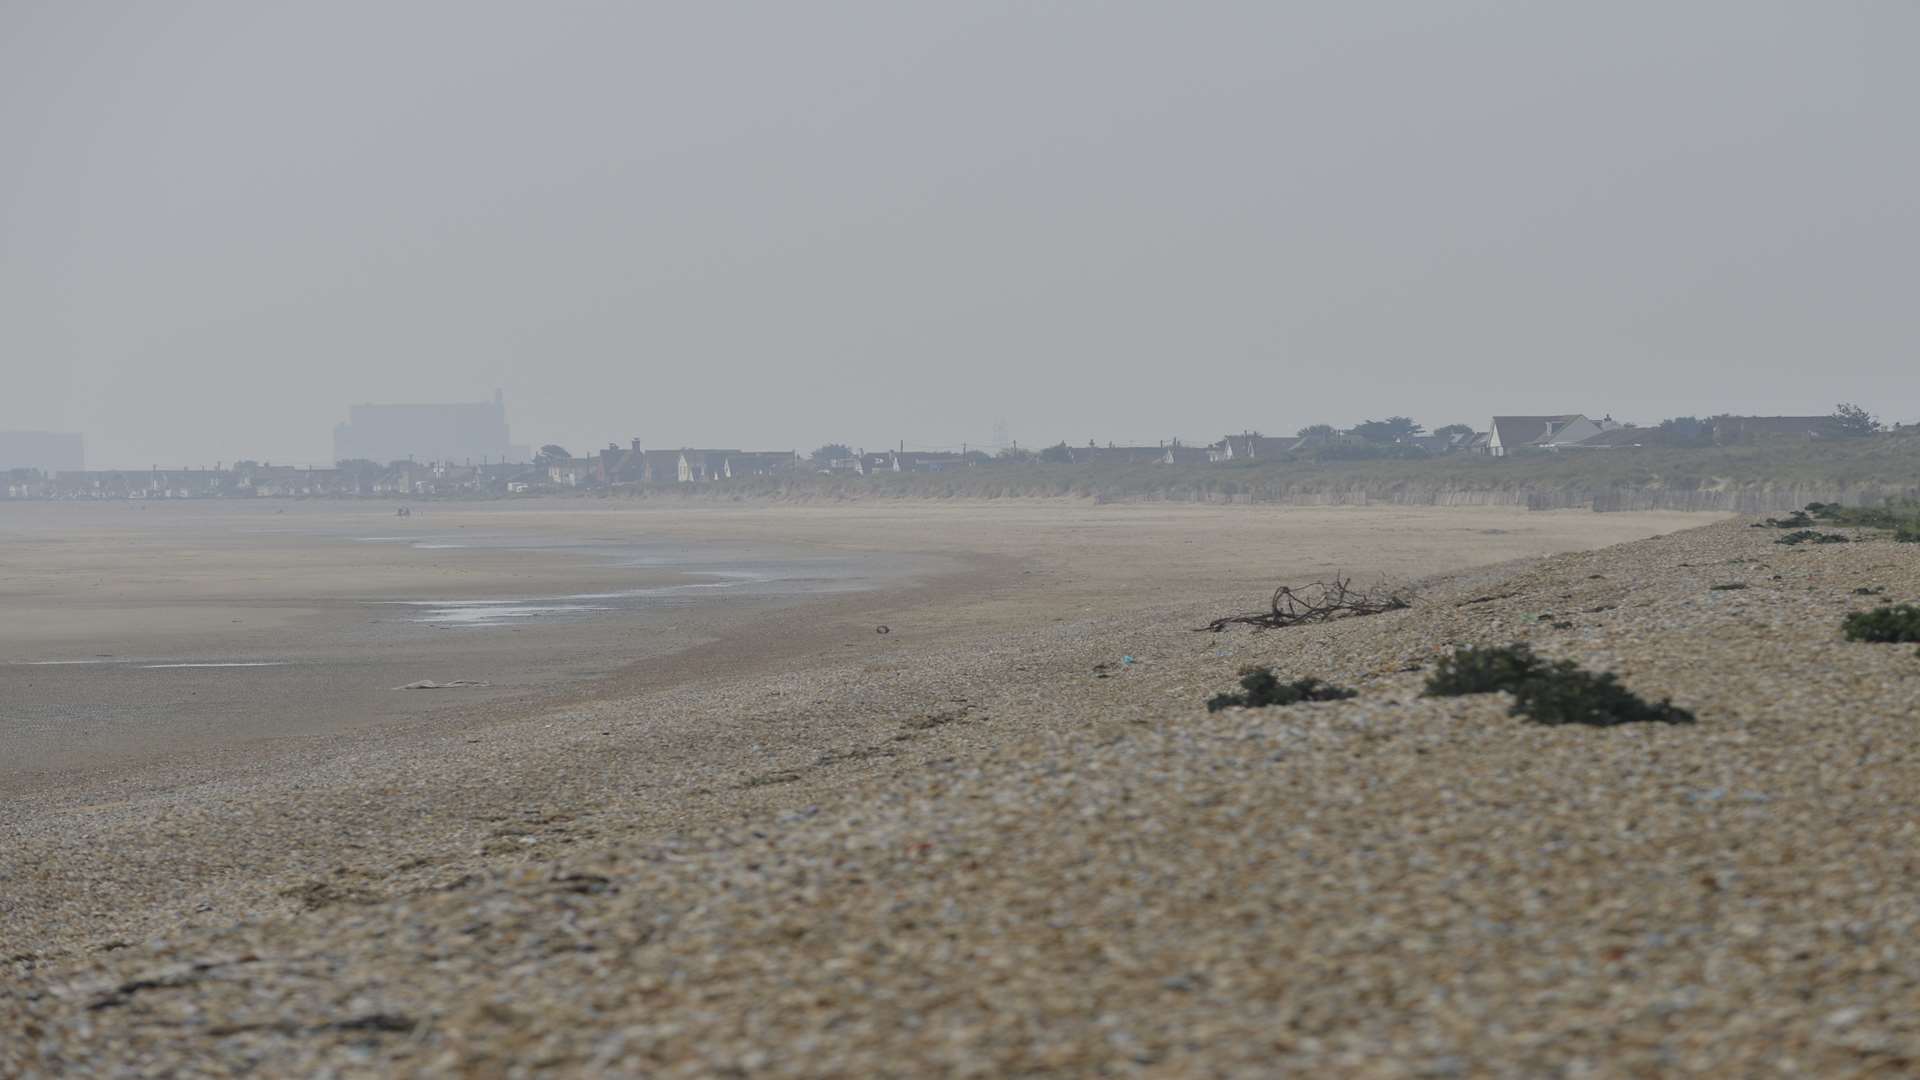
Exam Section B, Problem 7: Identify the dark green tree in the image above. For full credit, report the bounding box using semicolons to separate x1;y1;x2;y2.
1351;416;1423;443
1832;402;1878;436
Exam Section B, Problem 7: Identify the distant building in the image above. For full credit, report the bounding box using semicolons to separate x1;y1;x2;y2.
1208;434;1306;462
1486;415;1602;457
1711;416;1853;444
598;440;648;485
1564;425;1694;449
332;391;523;466
3;467;52;499
724;451;799;478
547;458;599;488
677;449;739;483
0;430;84;472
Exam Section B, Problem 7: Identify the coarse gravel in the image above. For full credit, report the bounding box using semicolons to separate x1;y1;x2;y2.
7;517;1920;1076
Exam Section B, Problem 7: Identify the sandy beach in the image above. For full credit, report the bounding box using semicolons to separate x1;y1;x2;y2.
0;500;945;781
29;500;1920;1074
1;500;1688;788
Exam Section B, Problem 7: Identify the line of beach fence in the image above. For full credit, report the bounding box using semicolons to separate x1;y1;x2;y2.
1089;484;1920;513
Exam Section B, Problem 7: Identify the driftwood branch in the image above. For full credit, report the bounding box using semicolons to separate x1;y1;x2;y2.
1193;575;1412;633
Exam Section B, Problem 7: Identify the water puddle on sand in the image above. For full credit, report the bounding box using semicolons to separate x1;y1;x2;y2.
334;526;889;630
379;573;771;627
402;602;609;627
350;536;467;549
138;662;291;669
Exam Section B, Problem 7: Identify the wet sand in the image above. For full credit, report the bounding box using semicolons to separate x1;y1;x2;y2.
0;500;941;780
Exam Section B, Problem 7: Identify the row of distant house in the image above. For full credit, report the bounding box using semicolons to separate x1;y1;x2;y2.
4;414;1893;500
541;442;805;487
1478;413;1876;454
1081;413;1879;465
4;460;537;501
1221;413;1886;460
544;442;1008;488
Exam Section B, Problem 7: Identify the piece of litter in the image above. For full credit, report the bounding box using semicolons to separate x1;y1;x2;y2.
395;680;489;690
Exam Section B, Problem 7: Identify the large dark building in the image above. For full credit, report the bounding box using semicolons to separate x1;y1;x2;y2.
332;391;525;465
0;430;84;472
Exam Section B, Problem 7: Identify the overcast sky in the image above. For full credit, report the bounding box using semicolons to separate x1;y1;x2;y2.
2;2;1914;466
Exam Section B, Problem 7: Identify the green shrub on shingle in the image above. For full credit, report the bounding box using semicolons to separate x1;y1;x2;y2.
1423;644;1693;727
1843;605;1920;644
1207;667;1357;711
1775;530;1849;546
1424;643;1560;697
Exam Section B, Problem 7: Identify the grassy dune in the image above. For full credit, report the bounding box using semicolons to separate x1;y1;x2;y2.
628;437;1920;511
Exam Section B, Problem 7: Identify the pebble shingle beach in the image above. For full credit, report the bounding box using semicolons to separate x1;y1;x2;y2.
7;507;1919;1076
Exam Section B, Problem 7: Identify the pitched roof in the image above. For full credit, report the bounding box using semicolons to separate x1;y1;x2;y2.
1491;415;1586;448
1567;426;1665;448
1214;435;1304;459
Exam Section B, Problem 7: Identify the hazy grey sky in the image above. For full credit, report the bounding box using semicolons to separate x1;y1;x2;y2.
3;2;1914;466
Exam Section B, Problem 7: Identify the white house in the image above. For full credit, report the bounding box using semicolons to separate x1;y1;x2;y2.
1486;415;1603;457
547;458;598;487
676;449;738;483
1208;434;1307;462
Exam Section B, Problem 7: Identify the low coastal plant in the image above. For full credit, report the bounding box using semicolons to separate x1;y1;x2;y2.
1424;644;1554;697
1842;605;1920;644
1423;644;1694;727
1774;530;1849;546
1806;498;1920;532
1755;500;1920;546
1207;666;1357;711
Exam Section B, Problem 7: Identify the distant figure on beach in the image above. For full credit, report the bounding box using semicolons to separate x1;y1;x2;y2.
397;506;411;517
